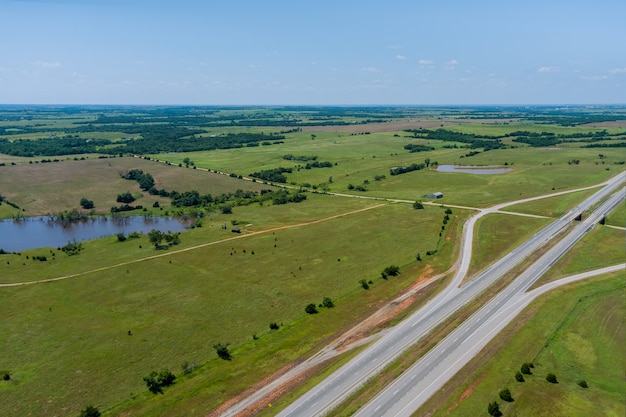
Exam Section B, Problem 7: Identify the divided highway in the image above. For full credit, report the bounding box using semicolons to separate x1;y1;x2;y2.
276;171;624;417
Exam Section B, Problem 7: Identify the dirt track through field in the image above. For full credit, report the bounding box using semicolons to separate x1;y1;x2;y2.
0;203;386;287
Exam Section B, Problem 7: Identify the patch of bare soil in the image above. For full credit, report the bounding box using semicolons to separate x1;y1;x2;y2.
580;120;626;129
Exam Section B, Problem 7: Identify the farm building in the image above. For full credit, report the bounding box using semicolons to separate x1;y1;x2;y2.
426;192;444;199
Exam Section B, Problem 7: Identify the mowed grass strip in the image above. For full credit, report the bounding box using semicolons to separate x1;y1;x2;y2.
421;273;624;417
467;213;550;280
537;224;626;286
0;202;451;417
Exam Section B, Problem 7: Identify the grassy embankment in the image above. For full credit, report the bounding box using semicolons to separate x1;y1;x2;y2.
420;272;624;417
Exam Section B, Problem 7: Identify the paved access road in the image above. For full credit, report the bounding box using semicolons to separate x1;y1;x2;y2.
354;187;624;417
276;171;624;417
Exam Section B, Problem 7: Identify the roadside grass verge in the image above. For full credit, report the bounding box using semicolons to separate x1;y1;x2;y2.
467;213;550;280
605;199;626;227
537;224;625;286
503;187;600;217
0;201;456;417
420;273;624;417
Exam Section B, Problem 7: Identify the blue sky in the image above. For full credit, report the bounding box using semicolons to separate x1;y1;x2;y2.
1;0;624;105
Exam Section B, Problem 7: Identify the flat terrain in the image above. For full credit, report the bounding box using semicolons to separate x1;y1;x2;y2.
0;106;624;417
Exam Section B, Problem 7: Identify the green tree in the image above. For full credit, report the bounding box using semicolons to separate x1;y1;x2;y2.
499;388;513;402
78;405;101;417
148;229;164;247
521;362;532;375
546;373;558;383
515;371;524;382
305;303;318;314
487;401;502;417
383;265;400;276
413;201;424;209
116;191;135;204
577;380;588;388
322;297;334;308
214;343;232;360
79;197;94;209
359;279;370;290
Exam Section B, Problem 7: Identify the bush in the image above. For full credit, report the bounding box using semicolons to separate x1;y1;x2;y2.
499;388;513;402
383;265;400;276
546;373;558;383
116;232;127;242
577;379;588;388
78;405;101;417
515;371;524;382
305;303;318;314
269;322;280;330
322;297;334;308
79;198;94;209
359;279;370;290
214;343;232;360
521;362;533;375
487;401;502;417
2;372;10;381
143;369;176;394
413;201;424;209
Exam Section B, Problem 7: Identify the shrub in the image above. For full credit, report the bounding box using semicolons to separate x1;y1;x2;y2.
515;371;524;382
322;297;334;308
143;369;176;394
79;198;94;209
78;405;101;417
305;303;318;314
499;388;513;402
546;373;558;383
577;380;588;388
487;401;502;417
359;279;370;290
2;372;10;381
116;233;127;242
383;265;400;276
413;201;424;209
521;362;532;375
214;343;232;360
269;322;280;330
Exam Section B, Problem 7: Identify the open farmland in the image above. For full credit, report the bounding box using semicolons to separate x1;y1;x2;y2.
0;105;624;417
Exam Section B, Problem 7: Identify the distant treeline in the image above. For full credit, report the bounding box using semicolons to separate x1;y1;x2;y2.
405;129;506;150
0;128;283;157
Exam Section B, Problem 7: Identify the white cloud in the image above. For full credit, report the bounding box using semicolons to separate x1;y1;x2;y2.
419;59;433;65
396;54;406;60
34;61;61;68
360;66;381;73
444;59;458;70
609;68;626;74
580;75;608;80
0;66;11;72
537;66;558;73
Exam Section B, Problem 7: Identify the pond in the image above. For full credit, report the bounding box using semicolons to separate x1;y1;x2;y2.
436;165;513;174
0;215;189;252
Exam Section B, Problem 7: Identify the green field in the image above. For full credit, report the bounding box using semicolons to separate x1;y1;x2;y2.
422;273;625;417
0;106;624;417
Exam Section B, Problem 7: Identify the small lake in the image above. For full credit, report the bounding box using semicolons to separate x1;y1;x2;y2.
436;165;513;174
0;216;189;252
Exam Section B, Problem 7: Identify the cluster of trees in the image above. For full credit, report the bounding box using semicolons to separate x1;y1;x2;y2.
61;241;83;256
403;143;435;153
0;136;111;157
381;265;400;279
305;296;335;314
303;161;333;169
120;169;155;191
390;162;426;176
282;154;318;161
249;167;292;183
79;197;94;209
148;229;180;248
405;128;506;151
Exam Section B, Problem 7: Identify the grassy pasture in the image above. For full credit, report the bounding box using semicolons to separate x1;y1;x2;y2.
154;132;622;207
0;201;459;417
504;188;600;217
444;122;626;136
0;156;270;218
423;273;625;417
605;200;626;227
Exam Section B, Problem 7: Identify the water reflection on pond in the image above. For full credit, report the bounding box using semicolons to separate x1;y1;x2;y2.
436;165;513;174
0;215;189;252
